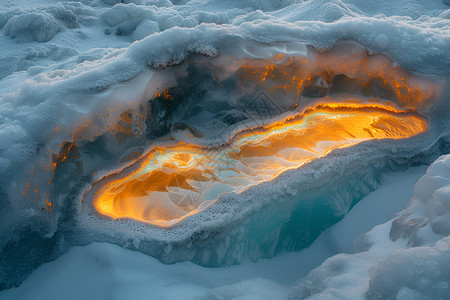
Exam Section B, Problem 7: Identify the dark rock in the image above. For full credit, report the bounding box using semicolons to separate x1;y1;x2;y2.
219;111;247;126
302;86;328;98
389;215;427;246
330;74;362;95
171;122;203;138
362;76;397;100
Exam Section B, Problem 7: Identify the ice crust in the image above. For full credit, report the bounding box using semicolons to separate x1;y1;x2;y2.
0;156;448;300
0;0;449;173
0;0;450;293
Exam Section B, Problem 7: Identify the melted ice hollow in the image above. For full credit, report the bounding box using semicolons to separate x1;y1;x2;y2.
91;103;427;227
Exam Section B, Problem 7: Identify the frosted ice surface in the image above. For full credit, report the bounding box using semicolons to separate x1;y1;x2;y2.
2;158;448;299
287;155;450;299
0;0;450;297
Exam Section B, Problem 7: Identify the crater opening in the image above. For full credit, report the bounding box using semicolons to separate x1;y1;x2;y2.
18;41;442;245
74;41;440;228
12;40;446;269
89;103;427;227
61;40;444;232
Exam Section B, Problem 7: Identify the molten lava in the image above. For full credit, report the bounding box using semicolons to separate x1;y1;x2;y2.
91;103;427;227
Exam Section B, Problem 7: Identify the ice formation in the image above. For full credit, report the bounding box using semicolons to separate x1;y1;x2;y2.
0;0;449;297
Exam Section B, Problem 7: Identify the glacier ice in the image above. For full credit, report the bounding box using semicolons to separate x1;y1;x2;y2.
0;0;450;295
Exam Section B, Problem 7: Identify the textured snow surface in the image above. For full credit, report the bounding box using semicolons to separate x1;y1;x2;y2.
0;165;429;300
2;157;449;299
288;155;450;300
1;0;450;296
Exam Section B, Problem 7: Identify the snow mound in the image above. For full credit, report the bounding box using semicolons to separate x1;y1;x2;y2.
367;237;450;300
47;2;99;28
271;0;362;23
284;154;450;299
4;12;60;42
2;2;98;43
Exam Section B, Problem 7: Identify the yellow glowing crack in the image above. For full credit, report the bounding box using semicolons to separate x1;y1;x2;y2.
90;103;427;227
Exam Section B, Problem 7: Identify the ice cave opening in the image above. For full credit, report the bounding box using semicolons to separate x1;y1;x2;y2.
89;103;428;227
1;40;448;292
75;41;440;229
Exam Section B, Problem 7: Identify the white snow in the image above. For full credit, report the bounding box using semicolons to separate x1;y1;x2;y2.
4;12;60;42
1;0;450;297
287;155;450;299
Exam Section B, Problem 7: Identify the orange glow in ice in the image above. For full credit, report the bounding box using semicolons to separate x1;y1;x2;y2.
27;43;441;216
91;103;427;227
228;51;439;110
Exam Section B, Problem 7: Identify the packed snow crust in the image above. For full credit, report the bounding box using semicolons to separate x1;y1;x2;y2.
0;0;450;295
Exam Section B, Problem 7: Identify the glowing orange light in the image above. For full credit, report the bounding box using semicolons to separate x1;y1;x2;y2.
90;103;427;227
26;45;440;216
